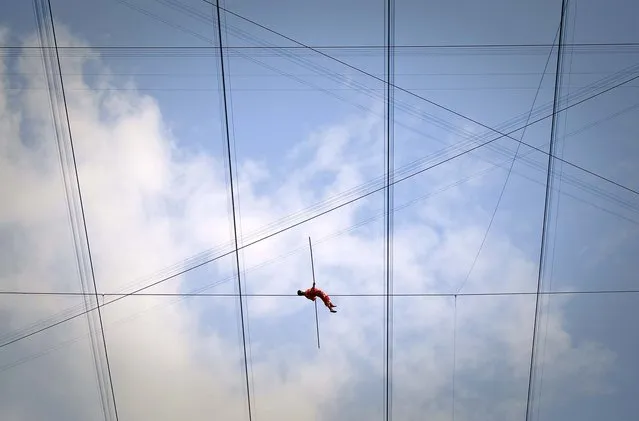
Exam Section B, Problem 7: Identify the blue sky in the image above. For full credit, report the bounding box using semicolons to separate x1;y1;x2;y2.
1;0;639;420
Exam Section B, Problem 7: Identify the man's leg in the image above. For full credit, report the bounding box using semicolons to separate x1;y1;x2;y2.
321;294;337;312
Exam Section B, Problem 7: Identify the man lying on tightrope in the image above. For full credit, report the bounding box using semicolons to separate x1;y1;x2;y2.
297;284;337;313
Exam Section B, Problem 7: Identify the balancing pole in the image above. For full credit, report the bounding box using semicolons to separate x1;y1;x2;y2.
308;236;320;349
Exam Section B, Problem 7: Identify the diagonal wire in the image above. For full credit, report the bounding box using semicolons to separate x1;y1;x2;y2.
213;0;252;420
31;3;110;420
207;0;639;198
4;112;638;350
84;0;639;197
38;1;120;419
227;21;258;420
0;68;636;351
4;151;638;309
119;0;639;214
456;25;560;295
217;0;257;412
525;1;568;420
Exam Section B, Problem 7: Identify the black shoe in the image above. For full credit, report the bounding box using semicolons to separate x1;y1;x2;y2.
330;308;337;313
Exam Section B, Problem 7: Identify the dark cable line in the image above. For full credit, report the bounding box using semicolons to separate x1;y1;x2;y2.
3;287;636;378
214;1;257;412
8;85;639;92
0;68;636;351
31;2;108;417
41;1;120;419
3;70;635;78
383;0;395;419
456;25;560;295
224;9;258;412
3;289;639;298
536;7;578;419
525;2;567;421
213;1;252;420
4;70;634;77
7;44;635;59
31;2;111;419
7;41;639;49
3;286;639;378
207;1;639;198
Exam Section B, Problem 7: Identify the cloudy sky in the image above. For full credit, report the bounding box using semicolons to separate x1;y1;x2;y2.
1;0;639;420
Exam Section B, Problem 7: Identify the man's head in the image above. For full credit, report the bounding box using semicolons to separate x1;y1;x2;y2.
297;290;304;296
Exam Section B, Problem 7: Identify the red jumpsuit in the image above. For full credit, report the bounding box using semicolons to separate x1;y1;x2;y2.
303;286;336;310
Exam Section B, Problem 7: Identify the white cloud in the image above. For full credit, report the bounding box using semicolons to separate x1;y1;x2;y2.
0;23;615;421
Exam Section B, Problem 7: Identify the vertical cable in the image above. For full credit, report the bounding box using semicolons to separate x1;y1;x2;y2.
40;0;120;419
219;2;257;411
383;0;395;420
535;6;577;421
213;1;252;420
525;1;568;420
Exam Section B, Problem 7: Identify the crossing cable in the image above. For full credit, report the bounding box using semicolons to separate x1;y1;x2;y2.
456;25;560;295
3;288;639;298
115;0;639;208
525;1;568;420
38;1;120;419
213;1;253;420
3;142;637;314
383;0;395;420
204;0;639;198
73;0;639;183
5;125;636;348
0;67;636;352
136;0;639;220
10;0;639;187
5;41;639;50
3;288;638;378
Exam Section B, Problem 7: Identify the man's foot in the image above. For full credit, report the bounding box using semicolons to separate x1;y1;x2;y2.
330;308;337;313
